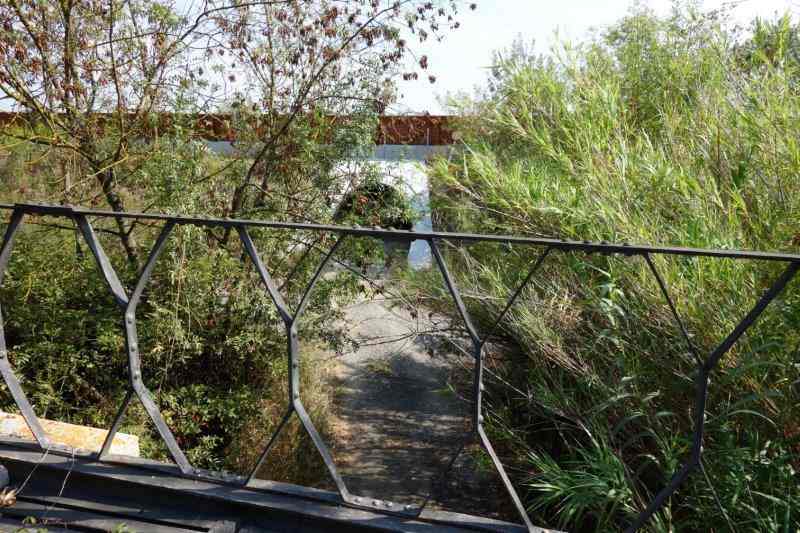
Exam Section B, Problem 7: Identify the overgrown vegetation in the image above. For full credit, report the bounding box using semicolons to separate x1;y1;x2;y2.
426;6;800;531
0;142;363;482
0;0;458;486
3;1;798;530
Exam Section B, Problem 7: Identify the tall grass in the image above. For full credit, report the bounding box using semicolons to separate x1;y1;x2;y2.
427;6;800;531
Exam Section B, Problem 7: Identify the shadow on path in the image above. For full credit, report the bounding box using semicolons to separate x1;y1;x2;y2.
321;299;506;517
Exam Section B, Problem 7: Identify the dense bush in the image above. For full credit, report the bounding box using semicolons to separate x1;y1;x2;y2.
0;123;374;484
426;7;800;532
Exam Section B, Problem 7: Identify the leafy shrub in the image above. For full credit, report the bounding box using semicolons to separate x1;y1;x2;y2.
0;127;372;486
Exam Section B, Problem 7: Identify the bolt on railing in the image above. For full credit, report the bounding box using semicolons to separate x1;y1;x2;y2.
0;202;798;532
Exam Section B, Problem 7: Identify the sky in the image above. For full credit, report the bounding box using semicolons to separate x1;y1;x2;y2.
393;0;797;114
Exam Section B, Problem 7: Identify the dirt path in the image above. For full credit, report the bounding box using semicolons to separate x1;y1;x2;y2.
320;295;508;517
326;298;469;505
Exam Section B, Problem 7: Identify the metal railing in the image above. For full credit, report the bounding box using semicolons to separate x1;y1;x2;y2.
0;202;798;532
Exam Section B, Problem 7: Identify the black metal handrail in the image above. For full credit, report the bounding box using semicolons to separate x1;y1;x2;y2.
0;202;798;532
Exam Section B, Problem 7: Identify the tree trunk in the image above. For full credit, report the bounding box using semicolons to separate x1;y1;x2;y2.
97;167;139;268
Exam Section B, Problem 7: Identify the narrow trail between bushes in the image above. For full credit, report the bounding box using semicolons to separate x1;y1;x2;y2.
322;294;506;517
